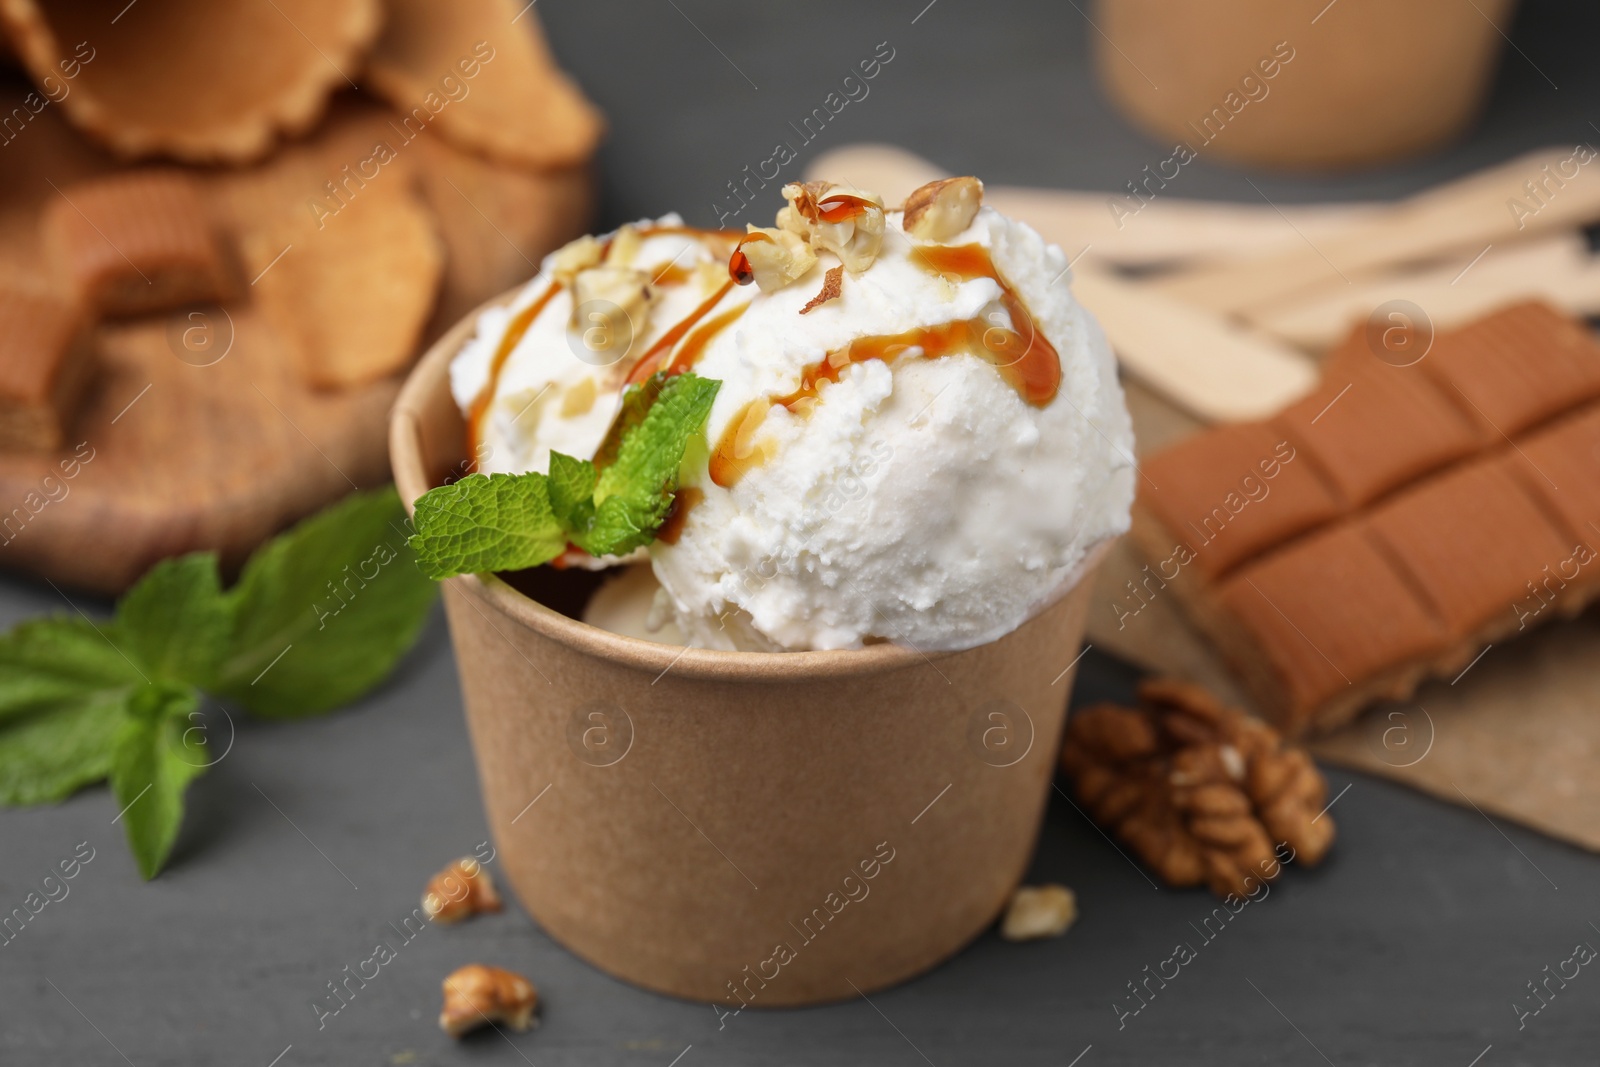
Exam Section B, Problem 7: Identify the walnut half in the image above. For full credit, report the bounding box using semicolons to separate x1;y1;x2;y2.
1060;678;1335;898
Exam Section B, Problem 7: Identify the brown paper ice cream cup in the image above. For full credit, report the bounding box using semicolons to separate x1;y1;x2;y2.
391;295;1113;1006
1092;0;1517;171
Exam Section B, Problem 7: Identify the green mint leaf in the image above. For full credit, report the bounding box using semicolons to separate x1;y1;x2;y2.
0;699;125;806
110;682;206;879
408;373;720;574
577;372;720;557
211;486;438;718
0;617;145;806
116;553;231;687
408;472;568;579
546;451;597;532
591;373;667;472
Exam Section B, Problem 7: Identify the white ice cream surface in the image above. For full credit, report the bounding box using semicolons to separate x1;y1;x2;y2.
450;207;1135;652
451;216;745;477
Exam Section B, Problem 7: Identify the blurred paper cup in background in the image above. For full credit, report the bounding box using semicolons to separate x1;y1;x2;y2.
392;296;1112;1005
1092;0;1517;170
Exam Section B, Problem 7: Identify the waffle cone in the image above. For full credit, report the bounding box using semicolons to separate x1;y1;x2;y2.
364;0;603;170
0;0;381;163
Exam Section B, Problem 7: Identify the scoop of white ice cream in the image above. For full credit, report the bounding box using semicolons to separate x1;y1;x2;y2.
451;189;1135;652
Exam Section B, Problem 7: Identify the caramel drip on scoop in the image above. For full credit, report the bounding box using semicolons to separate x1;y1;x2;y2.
709;243;1061;488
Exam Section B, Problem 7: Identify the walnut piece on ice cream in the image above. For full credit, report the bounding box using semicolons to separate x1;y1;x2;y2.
549;234;603;287
569;265;656;335
776;181;886;272
902;176;984;241
729;226;816;292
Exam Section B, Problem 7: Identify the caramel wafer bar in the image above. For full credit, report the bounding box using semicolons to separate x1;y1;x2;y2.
44;171;232;317
1133;301;1600;735
0;287;94;451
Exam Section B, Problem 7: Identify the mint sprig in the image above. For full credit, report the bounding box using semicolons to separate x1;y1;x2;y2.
410;371;720;579
0;486;437;878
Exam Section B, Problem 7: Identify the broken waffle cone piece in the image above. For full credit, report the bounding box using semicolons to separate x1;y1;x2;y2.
0;285;95;452
1060;678;1334;898
242;163;443;390
43;170;232;317
364;0;604;170
0;0;381;163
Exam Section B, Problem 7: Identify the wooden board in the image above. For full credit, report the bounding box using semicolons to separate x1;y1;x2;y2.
0;86;592;594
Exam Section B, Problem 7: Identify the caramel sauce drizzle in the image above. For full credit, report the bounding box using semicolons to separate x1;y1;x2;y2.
728;230;771;286
466;281;560;459
654;486;704;545
664;302;748;376
624;279;737;386
709;243;1061;489
789;184;876;226
468;223;744;458
648;262;693;286
814;192;876;223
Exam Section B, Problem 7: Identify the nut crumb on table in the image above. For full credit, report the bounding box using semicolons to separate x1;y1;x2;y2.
422;857;503;924
1001;884;1078;941
439;964;538;1038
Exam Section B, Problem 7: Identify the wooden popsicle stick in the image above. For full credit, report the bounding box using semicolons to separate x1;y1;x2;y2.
1154;145;1600;314
1249;233;1600;350
1070;261;1318;422
804;144;1319;422
806;144;1381;266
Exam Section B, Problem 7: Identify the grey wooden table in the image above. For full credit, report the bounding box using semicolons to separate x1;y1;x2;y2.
6;2;1600;1064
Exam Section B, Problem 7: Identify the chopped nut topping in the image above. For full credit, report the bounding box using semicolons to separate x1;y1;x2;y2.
729;226;816;292
570;265;655;344
560;376;599;417
439;964;537;1038
776;182;886;273
421;857;503;924
775;180;836;237
1000;884;1078;941
799;265;844;314
604;224;644;268
549;234;603;287
902;176;984;241
693;258;729;294
1060;678;1335;898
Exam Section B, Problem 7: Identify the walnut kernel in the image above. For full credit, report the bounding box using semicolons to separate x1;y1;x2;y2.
1060;679;1334;898
730;226;816;292
901;176;984;241
1000;884;1078;941
422;857;503;924
439;963;537;1038
548;234;603;287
